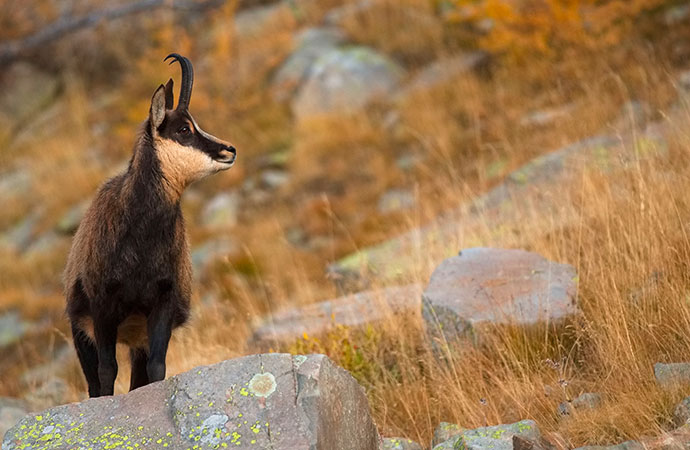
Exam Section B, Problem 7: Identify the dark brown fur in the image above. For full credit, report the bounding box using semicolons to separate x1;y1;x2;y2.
64;54;235;397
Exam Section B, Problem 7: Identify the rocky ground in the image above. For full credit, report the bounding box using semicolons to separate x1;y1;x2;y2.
6;244;690;448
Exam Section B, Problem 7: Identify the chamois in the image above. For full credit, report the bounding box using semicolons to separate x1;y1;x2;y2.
64;54;236;397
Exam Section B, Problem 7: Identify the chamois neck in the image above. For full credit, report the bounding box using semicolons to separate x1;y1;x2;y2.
124;125;184;206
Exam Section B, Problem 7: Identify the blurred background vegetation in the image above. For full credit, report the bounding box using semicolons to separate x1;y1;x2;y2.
4;0;690;446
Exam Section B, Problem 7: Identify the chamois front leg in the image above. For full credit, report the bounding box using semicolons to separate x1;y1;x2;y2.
146;292;174;383
93;315;119;396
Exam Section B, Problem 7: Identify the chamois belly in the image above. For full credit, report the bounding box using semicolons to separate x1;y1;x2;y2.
78;315;149;348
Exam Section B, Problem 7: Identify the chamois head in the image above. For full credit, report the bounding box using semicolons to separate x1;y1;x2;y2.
148;53;236;194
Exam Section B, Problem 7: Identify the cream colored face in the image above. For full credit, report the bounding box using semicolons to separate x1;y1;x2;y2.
154;137;232;195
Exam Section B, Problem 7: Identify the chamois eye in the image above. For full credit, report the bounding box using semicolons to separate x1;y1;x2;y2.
178;126;191;135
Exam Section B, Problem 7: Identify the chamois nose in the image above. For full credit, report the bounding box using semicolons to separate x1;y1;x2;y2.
218;145;236;164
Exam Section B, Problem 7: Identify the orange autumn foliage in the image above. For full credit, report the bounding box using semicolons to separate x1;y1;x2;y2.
447;0;676;59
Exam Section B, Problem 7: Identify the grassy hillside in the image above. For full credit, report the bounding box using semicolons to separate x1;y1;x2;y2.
3;0;690;446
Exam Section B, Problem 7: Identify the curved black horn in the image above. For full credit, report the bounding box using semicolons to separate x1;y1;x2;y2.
164;53;194;110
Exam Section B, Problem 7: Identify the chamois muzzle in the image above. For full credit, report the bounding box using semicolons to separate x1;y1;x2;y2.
217;145;237;165
164;53;193;110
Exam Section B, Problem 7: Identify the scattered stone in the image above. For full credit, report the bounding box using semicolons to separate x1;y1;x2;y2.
381;437;423;450
0;398;29;442
679;70;690;93
56;200;89;235
432;421;464;447
616;441;645;450
654;362;690;388
3;353;381;450
0;169;31;206
573;441;643;450
23;378;71;410
323;0;373;27
233;1;300;37
571;392;603;409
0;311;30;349
0;63;59;128
201;192;240;229
627;270;664;304
422;248;579;349
665;3;690;25
271;26;346;102
674;396;690;427
398;52;489;98
23;231;67;259
558;392;603;415
395;152;426;171
519;104;575;128
475;17;495;34
256;149;291;170
252;284;422;346
644;427;690;450
512;434;557;450
259;169;290;190
0;211;42;253
191;237;238;278
433;420;541;450
611;100;652;131
292;47;404;119
378;188;415;214
20;346;74;387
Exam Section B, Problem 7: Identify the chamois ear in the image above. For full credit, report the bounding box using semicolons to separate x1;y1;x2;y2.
164;78;174;110
150;84;167;130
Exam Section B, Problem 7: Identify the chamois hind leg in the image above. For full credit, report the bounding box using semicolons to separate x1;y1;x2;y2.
70;323;100;398
129;348;149;391
94;314;119;396
67;279;101;397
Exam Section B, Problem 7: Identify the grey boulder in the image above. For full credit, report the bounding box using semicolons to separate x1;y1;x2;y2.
654;362;690;388
422;248;579;348
252;284;422;346
3;353;380;450
271;26;346;102
292;47;404;119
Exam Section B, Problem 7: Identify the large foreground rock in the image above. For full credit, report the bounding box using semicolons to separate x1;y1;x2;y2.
252;284;421;346
2;353;380;450
423;248;579;347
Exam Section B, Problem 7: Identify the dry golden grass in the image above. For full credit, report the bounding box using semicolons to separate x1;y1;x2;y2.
4;0;690;448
